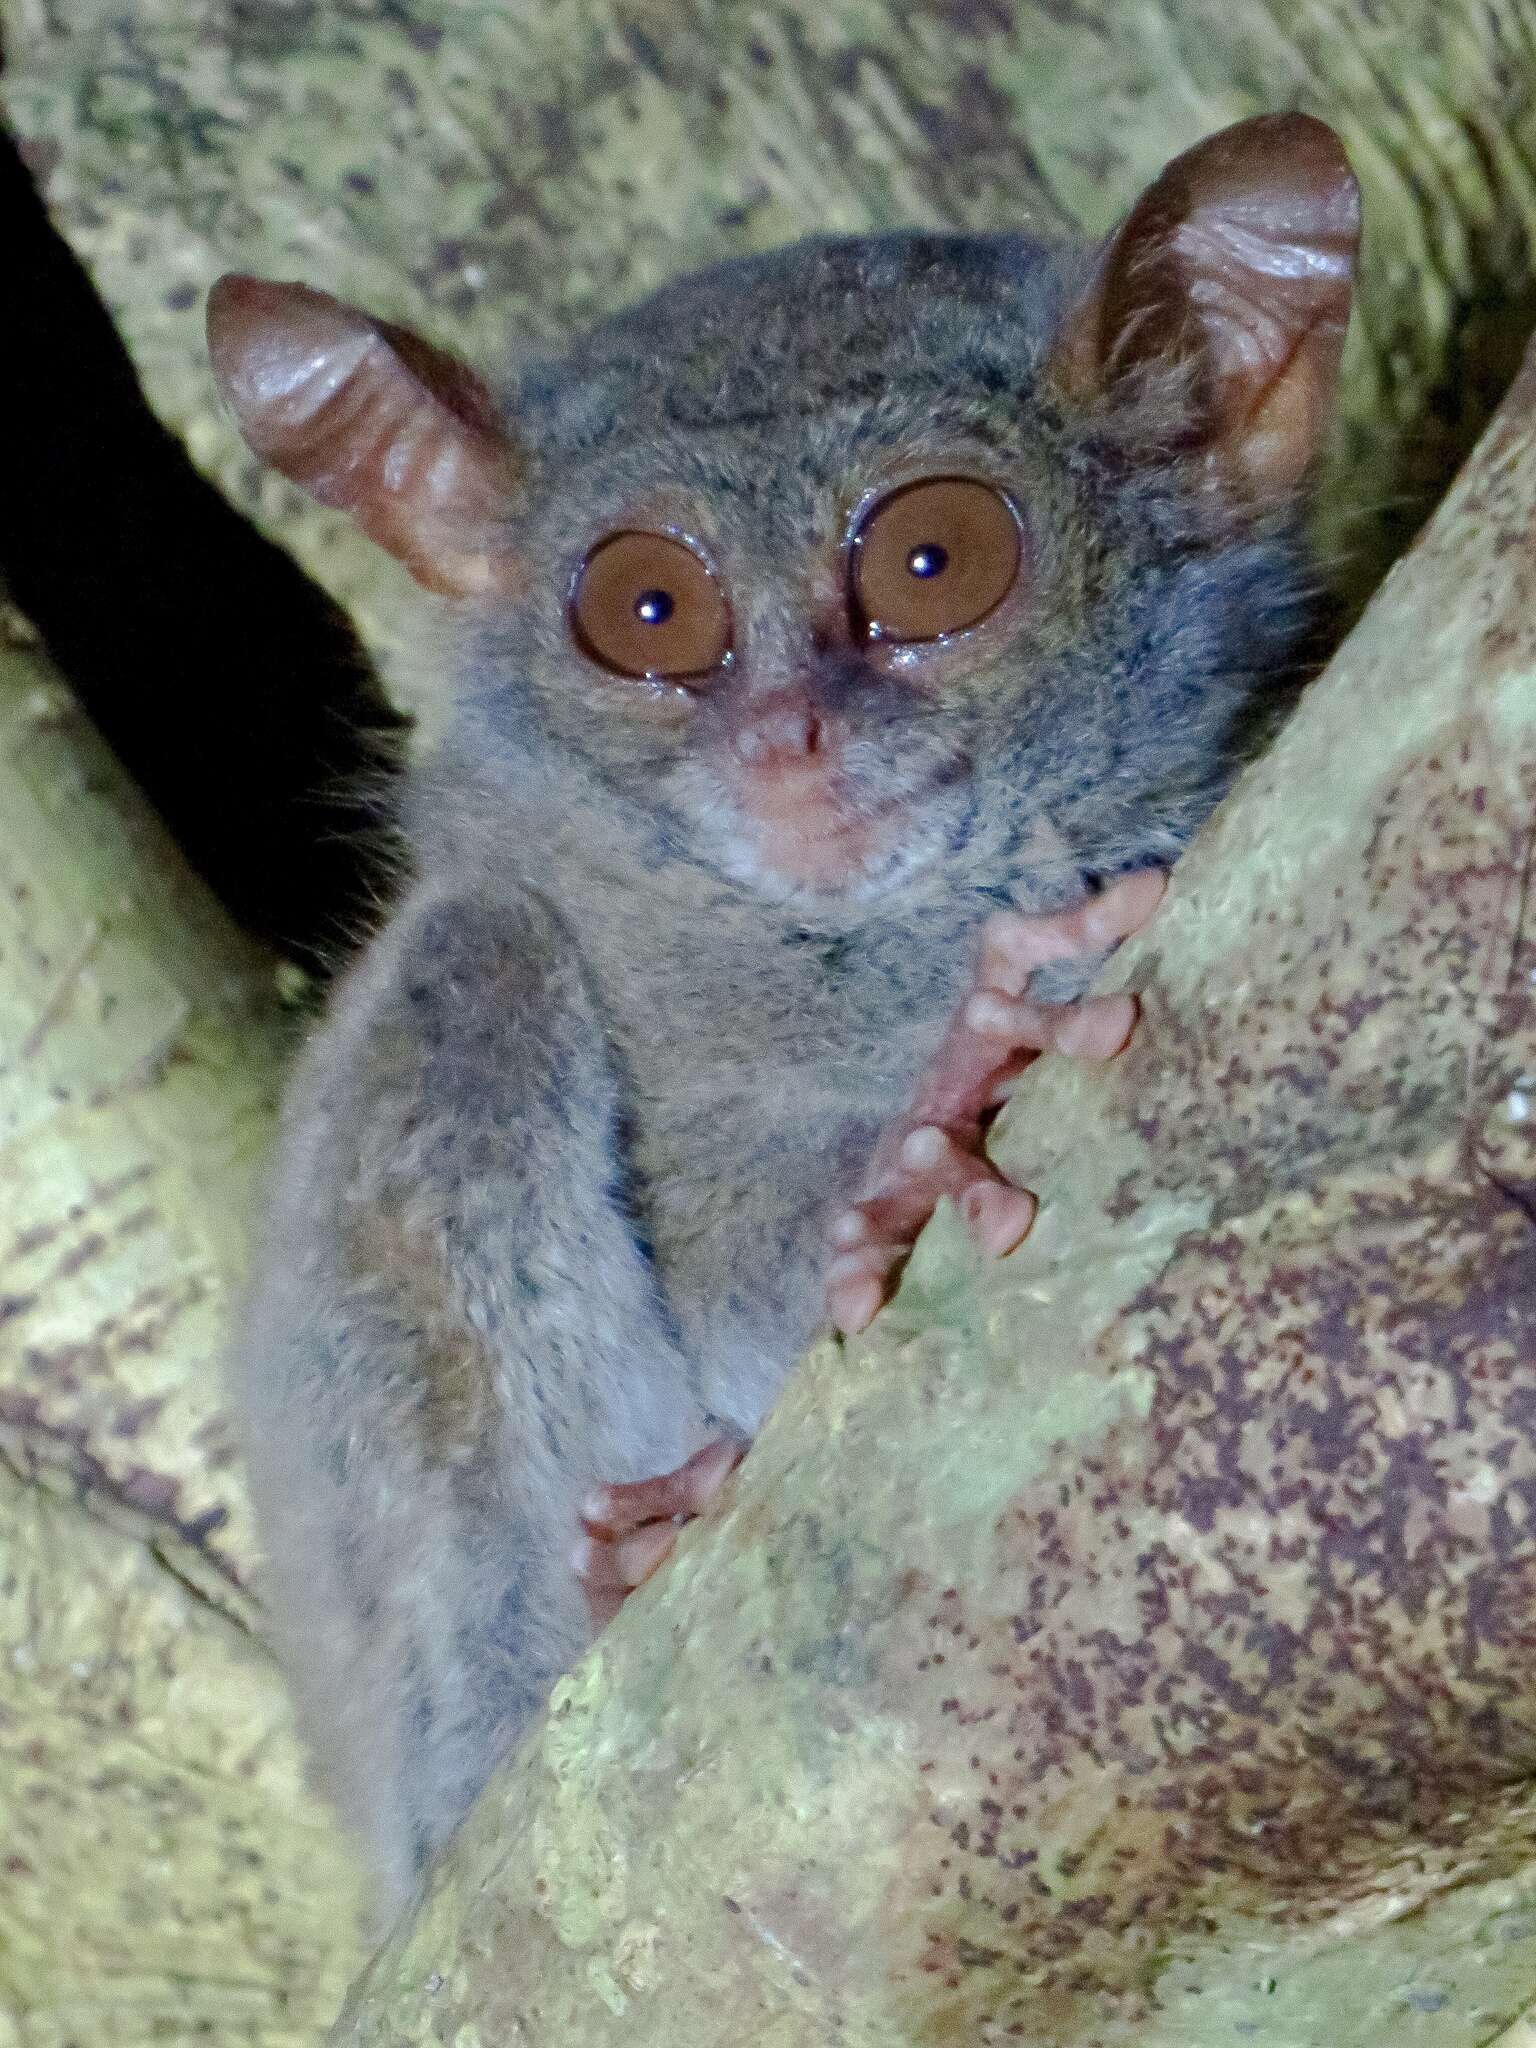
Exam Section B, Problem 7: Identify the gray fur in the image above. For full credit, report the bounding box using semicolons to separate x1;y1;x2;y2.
236;226;1323;1923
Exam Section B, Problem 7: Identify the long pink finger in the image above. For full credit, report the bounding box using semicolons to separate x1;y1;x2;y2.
571;1520;679;1592
966;990;1138;1061
978;869;1167;995
580;1436;743;1537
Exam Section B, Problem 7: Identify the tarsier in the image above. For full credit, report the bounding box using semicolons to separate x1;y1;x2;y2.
212;113;1360;1920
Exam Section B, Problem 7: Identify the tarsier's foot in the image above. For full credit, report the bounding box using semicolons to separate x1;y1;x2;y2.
574;1435;745;1628
825;868;1166;1336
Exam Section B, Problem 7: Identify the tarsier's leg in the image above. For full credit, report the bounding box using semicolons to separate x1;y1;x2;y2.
825;868;1167;1335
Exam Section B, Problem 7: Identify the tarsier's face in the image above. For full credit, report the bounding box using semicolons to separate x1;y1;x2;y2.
208;116;1358;910
563;469;1023;896
494;269;1098;902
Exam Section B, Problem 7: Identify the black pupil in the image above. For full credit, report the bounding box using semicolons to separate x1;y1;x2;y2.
907;543;948;580
634;587;675;625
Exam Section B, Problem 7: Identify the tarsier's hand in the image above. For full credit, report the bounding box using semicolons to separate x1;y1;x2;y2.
574;1435;746;1628
825;868;1167;1336
575;870;1166;1627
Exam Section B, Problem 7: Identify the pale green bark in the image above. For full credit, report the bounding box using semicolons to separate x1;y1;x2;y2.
1;3;1536;2042
0;627;362;2043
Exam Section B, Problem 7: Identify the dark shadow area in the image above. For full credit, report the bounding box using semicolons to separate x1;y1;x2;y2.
0;124;408;979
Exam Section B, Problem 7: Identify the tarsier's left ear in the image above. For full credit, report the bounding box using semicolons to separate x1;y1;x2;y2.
1051;113;1361;498
207;276;522;596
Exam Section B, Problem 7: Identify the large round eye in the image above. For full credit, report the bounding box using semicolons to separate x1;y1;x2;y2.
570;531;730;680
850;477;1022;644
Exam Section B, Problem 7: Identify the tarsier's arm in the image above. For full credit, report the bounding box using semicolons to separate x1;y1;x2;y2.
824;868;1168;1335
235;886;701;1920
582;869;1169;1595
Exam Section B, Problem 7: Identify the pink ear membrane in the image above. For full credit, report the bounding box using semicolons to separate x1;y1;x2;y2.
1056;112;1362;497
206;274;521;596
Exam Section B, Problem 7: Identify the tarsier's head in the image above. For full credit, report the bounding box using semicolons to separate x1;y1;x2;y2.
210;115;1359;910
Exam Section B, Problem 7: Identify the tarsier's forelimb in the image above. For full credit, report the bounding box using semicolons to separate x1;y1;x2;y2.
575;869;1168;1621
575;1436;749;1625
826;868;1167;1334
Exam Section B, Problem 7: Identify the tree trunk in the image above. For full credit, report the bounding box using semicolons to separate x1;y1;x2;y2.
331;331;1536;2044
0;621;363;2041
3;3;1536;2043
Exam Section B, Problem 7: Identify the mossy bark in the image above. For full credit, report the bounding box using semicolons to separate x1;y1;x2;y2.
330;332;1536;2044
0;625;363;2043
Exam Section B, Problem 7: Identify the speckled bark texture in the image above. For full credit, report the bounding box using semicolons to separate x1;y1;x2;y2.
329;339;1536;2043
6;3;1536;2041
3;0;1536;675
0;628;363;2042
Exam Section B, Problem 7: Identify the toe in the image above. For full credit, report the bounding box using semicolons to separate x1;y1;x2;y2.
1081;867;1166;948
958;1179;1037;1257
573;1520;676;1591
827;1247;901;1335
830;1274;885;1337
613;1520;681;1588
1050;992;1138;1060
682;1435;748;1513
979;870;1166;992
963;988;1054;1045
828;1206;873;1250
581;1437;745;1535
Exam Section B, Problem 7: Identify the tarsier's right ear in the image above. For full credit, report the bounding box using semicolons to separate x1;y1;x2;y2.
207;276;522;597
1051;113;1362;500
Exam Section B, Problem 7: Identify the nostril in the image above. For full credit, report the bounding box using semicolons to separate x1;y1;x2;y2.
734;695;823;766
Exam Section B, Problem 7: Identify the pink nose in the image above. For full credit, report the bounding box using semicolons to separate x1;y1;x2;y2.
731;691;823;769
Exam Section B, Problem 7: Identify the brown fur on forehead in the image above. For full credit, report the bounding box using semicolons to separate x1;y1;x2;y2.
513;382;1091;595
513;232;1084;455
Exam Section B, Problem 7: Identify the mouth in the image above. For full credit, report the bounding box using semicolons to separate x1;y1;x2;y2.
659;742;974;902
719;772;969;900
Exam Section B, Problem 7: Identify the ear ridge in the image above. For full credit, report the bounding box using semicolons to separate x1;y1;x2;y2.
206;276;521;596
1053;113;1361;498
